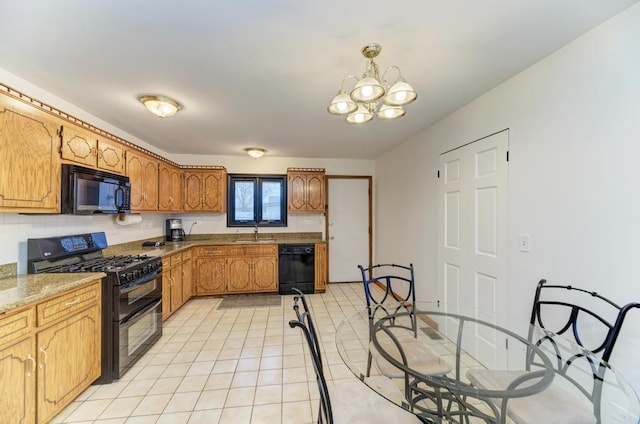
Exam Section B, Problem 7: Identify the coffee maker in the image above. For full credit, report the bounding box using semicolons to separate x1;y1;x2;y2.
165;219;186;242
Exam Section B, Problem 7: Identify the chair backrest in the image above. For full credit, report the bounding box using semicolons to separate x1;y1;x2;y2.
529;279;640;363
358;263;417;308
288;288;333;424
358;263;418;336
527;279;640;419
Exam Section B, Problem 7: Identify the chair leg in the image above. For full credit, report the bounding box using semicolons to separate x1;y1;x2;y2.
366;350;373;377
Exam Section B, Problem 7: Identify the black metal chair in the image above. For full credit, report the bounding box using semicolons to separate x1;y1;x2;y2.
467;279;640;424
288;288;422;424
358;263;452;380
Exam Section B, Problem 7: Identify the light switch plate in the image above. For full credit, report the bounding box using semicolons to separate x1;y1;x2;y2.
519;234;531;253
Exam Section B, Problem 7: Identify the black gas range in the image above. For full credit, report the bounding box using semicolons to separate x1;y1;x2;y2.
28;232;163;383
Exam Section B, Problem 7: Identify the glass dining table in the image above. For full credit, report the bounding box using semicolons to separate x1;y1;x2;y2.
335;302;639;424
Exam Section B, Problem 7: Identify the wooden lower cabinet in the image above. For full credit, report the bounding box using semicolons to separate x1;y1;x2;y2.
194;245;278;295
162;251;192;320
194;246;227;296
0;336;36;424
36;304;101;423
196;257;226;295
0;280;101;424
226;256;252;293
182;250;193;302
314;242;328;293
251;256;278;292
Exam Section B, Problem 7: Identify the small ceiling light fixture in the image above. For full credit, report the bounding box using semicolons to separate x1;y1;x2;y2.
327;43;417;124
245;147;266;159
139;95;181;118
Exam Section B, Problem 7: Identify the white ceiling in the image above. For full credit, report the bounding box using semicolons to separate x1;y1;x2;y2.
0;1;637;159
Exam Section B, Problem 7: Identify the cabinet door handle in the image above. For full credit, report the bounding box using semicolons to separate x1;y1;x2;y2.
65;298;81;307
27;354;36;376
39;347;47;368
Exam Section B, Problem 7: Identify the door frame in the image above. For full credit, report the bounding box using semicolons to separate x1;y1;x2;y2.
325;175;373;283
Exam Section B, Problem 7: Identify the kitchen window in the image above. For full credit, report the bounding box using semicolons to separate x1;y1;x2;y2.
227;174;287;227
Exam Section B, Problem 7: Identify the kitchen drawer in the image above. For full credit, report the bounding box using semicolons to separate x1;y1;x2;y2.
0;307;35;348
226;244;277;256
37;281;101;326
161;257;171;269
170;253;182;267
196;246;225;257
182;249;192;261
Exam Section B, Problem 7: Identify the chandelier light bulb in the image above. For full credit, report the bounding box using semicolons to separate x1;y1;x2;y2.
336;101;349;112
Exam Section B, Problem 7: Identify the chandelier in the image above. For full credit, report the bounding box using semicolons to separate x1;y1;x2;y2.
327;43;417;124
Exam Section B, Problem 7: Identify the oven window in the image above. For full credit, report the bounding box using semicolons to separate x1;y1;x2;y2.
125;279;158;306
127;311;157;355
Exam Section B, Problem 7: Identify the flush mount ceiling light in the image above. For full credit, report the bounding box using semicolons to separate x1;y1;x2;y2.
139;95;181;118
245;147;266;159
327;43;417;124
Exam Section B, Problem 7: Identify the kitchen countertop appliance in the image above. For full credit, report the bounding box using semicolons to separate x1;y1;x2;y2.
61;164;131;215
278;243;315;294
166;218;186;242
28;232;163;384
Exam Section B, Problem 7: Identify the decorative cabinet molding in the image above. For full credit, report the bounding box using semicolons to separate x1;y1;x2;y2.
60;124;125;174
183;168;227;213
1;84;239;215
0;91;61;213
287;168;326;214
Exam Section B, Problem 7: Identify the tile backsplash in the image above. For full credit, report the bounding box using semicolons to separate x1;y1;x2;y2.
0;212;324;274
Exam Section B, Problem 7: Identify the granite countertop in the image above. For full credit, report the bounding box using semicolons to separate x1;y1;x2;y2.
105;233;325;258
0;272;105;315
0;232;324;316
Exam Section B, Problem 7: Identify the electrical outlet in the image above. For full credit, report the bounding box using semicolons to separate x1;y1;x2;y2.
519;234;531;253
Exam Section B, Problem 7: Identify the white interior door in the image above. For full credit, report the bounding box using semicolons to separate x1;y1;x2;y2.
327;178;370;283
437;130;509;368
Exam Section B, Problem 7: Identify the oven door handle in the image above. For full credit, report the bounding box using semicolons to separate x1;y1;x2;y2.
120;269;161;293
121;298;161;325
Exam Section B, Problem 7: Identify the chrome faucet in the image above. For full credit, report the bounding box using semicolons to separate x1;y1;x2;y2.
254;222;259;241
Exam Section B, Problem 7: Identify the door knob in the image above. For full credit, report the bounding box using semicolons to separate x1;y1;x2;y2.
330;236;335;240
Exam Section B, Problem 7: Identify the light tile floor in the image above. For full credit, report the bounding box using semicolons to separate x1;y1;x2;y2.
52;283;369;424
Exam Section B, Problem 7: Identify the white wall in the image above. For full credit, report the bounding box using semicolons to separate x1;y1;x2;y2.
0;70;375;274
375;3;640;392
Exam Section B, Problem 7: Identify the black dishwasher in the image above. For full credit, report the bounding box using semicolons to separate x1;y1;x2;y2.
278;243;315;294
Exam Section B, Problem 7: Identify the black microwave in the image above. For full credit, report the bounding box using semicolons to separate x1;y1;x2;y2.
61;165;131;214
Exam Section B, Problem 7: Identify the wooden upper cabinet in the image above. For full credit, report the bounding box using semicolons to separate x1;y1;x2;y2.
126;150;159;211
60;125;125;174
158;162;182;212
0;92;61;213
183;168;227;213
287;168;326;213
